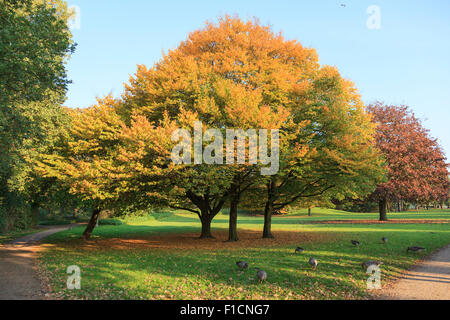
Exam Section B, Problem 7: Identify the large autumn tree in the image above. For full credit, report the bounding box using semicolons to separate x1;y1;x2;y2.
117;16;318;240
367;102;449;221
115;15;385;240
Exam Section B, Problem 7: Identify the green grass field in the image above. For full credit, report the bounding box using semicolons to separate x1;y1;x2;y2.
37;209;450;300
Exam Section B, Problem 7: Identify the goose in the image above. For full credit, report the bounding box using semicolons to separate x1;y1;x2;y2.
295;247;304;254
236;261;249;269
407;246;425;253
351;240;360;247
382;237;388;244
309;258;318;270
256;269;267;283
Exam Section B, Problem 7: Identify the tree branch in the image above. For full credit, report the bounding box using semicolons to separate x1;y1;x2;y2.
169;205;200;216
273;184;335;209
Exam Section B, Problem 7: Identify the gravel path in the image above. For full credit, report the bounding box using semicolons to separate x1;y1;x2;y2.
377;245;450;300
0;225;77;300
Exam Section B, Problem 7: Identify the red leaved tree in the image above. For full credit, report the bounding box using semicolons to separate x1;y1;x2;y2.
367;102;449;221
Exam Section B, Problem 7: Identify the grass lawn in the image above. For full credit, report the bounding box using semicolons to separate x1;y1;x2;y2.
37;209;450;300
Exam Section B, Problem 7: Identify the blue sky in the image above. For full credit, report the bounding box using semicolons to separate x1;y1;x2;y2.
65;0;450;156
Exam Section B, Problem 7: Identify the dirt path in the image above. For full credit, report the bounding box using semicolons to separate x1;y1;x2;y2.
0;225;76;300
377;245;450;300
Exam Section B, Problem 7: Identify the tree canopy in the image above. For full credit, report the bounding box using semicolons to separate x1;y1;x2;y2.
367;102;449;220
0;0;75;231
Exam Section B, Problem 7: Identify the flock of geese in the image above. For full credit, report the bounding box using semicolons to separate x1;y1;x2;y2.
236;237;426;283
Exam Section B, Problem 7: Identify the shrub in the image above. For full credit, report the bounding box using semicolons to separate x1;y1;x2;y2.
0;197;34;232
39;219;71;226
98;218;123;226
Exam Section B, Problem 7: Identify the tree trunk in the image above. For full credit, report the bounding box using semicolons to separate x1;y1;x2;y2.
263;200;274;239
82;207;101;240
262;181;276;239
228;197;239;242
60;203;65;216
379;198;388;221
30;202;40;226
200;215;214;239
185;190;227;239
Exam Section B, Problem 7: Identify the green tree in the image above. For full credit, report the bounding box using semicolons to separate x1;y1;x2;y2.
0;0;75;230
